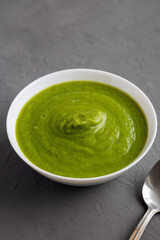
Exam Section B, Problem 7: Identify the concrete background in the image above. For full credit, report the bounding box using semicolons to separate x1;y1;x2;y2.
1;0;160;239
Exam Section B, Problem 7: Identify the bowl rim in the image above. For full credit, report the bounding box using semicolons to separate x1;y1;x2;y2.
6;68;157;184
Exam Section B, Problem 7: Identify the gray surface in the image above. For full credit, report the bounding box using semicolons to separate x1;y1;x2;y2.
0;0;160;239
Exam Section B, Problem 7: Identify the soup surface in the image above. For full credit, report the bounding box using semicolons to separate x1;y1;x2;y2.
16;81;148;178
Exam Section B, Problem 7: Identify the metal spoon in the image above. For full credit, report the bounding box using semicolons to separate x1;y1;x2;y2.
130;160;160;240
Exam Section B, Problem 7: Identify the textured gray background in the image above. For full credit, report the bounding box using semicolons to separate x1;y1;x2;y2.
0;0;160;239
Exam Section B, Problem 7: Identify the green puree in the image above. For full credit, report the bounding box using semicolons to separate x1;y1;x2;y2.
16;81;148;178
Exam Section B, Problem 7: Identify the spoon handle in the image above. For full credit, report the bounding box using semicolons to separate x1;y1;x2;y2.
129;207;158;240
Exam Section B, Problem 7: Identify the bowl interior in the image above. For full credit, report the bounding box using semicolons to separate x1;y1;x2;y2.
6;69;157;185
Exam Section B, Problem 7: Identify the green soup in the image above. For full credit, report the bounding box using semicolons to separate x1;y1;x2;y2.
16;81;148;178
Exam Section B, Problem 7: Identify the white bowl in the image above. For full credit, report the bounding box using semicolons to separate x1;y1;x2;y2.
6;69;157;186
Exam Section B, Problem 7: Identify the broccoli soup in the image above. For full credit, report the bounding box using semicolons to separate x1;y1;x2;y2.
16;81;148;178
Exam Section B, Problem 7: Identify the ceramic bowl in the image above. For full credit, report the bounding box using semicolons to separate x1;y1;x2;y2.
6;69;157;186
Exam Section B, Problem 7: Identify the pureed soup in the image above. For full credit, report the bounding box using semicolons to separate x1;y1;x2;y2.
16;81;148;178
